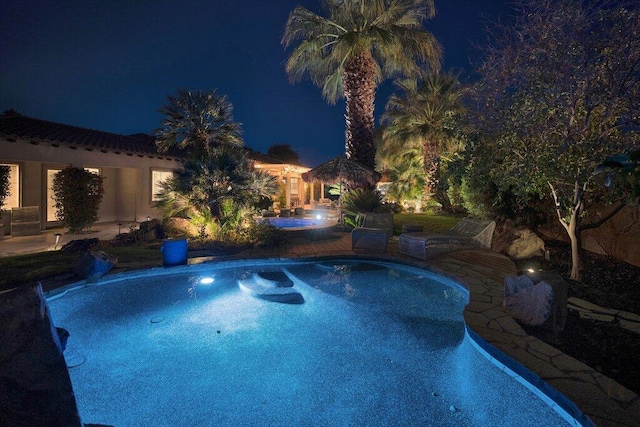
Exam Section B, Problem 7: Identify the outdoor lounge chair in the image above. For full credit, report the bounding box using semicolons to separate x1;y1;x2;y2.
351;212;394;252
399;217;496;260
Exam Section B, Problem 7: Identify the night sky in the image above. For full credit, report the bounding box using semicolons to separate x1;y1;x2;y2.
0;0;512;166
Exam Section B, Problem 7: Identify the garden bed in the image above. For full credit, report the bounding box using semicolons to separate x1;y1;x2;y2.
514;242;640;395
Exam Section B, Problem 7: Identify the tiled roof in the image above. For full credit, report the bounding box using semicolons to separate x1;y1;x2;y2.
0;111;300;166
247;150;285;165
0;111;176;158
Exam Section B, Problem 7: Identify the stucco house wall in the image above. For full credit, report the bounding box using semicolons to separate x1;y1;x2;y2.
0;139;180;228
1;111;312;235
0;113;181;233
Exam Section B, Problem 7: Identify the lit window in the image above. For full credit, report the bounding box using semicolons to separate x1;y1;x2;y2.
0;163;19;209
85;167;100;175
152;169;173;201
290;177;299;195
46;169;62;222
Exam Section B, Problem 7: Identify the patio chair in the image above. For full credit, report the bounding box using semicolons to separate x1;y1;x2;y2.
351;212;394;252
399;217;496;260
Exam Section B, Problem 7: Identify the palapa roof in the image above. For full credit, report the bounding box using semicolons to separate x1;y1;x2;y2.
301;154;381;187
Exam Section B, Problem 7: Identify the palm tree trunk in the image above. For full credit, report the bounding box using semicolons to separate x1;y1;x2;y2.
343;51;377;171
423;141;439;200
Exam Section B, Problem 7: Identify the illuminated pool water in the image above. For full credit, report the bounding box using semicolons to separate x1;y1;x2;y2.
48;260;574;426
260;216;335;230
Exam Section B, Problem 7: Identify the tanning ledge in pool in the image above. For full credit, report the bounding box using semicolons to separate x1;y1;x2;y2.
238;270;304;304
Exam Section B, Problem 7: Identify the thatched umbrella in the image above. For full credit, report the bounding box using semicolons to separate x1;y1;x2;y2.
301;154;381;188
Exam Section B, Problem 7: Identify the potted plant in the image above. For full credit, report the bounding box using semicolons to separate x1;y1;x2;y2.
0;165;10;238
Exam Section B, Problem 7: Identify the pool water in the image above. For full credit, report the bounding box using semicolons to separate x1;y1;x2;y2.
260;217;334;229
49;260;570;426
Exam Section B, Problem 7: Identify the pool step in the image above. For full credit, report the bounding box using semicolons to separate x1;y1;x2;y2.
238;270;304;304
255;271;294;287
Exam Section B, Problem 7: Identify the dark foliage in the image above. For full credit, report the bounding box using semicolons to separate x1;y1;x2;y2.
53;167;105;233
0;164;10;216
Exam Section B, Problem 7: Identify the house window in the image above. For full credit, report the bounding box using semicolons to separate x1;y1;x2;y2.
0;163;19;209
85;167;100;175
46;168;62;222
290;177;299;195
151;169;173;201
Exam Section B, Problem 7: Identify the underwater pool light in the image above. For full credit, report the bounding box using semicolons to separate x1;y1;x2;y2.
200;277;214;285
316;214;322;220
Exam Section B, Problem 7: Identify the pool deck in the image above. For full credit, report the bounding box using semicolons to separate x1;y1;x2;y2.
1;224;638;426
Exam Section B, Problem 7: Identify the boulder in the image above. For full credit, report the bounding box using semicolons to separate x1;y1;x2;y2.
525;271;568;335
493;224;545;259
0;284;82;426
503;275;553;326
74;250;117;281
507;229;546;259
60;238;99;253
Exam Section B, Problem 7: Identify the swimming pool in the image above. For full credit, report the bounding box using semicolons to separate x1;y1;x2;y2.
48;260;573;426
260;217;335;230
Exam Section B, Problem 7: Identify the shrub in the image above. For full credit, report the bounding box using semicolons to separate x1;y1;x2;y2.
0;165;10;218
341;187;383;214
53;167;105;233
249;221;289;248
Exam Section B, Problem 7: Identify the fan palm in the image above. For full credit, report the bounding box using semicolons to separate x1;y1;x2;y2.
384;157;425;208
155;89;243;158
381;71;467;198
155;144;277;227
282;0;442;171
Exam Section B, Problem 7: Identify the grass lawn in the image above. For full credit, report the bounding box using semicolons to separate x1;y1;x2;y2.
0;245;162;291
0;213;464;290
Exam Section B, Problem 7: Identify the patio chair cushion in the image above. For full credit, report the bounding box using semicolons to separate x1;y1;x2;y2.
351;212;394;252
399;218;496;260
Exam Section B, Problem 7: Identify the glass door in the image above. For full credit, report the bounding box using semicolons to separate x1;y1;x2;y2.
46;168;62;222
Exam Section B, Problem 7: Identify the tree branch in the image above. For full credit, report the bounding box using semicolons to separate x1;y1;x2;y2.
578;200;627;232
549;182;570;231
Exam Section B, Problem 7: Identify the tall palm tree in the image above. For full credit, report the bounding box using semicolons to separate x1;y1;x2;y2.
380;71;467;199
154;89;277;236
282;0;442;171
155;89;243;158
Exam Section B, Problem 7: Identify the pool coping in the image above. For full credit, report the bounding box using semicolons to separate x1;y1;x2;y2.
45;250;640;426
